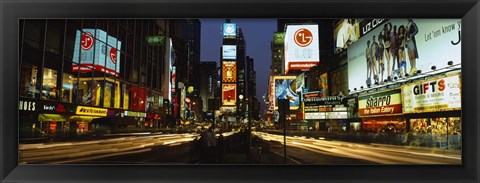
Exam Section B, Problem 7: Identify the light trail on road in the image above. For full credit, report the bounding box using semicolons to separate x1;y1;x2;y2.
253;132;461;164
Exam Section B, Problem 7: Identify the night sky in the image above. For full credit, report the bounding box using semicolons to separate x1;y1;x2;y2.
200;18;277;117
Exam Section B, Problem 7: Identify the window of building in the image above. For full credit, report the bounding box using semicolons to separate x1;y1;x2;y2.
45;19;65;55
61;73;74;103
122;83;129;110
23;20;45;49
19;64;38;98
42;68;58;100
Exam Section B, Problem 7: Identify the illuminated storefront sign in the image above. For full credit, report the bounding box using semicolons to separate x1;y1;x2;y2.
284;24;320;74
222;61;237;83
223;23;237;39
76;106;108;116
19;99;37;112
402;74;461;113
73;29;122;77
305;112;348;120
359;89;402;117
124;110;147;117
222;84;237;106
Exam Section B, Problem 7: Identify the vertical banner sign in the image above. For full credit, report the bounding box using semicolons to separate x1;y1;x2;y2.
284;24;320;74
358;89;403;117
402;74;461;113
73;29;121;77
222;84;236;106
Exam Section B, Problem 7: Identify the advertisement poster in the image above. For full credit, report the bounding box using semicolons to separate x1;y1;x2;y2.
73;29;122;77
222;84;236;106
222;61;237;83
223;23;237;39
222;45;237;60
273;76;300;110
358;89;403;117
334;19;361;53
347;19;461;91
284;24;320;74
402;74;461;113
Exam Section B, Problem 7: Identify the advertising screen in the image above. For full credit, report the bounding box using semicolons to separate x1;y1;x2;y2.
222;45;237;60
223;23;237;39
73;29;122;77
334;19;361;54
347;19;461;91
358;89;402;117
284;24;320;74
222;61;237;83
222;84;236;106
273;76;300;110
402;74;461;113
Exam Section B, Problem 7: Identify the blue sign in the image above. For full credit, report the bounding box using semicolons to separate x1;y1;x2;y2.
222;45;237;60
223;23;237;38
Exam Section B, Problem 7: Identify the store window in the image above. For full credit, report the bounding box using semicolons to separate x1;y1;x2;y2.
42;68;58;100
122;83;129;110
76;79;102;106
61;73;74;103
20;64;38;98
104;81;114;108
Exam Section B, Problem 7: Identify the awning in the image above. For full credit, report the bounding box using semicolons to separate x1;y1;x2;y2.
38;114;67;122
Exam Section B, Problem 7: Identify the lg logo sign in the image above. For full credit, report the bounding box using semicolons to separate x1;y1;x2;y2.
81;32;94;50
294;28;313;47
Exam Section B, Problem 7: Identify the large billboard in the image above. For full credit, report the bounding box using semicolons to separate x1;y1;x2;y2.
273;76;300;110
358;89;403;117
284;24;320;74
347;19;461;91
73;29;122;77
223;23;237;39
222;61;237;83
222;45;237;60
222;84;236;106
402;74;461;113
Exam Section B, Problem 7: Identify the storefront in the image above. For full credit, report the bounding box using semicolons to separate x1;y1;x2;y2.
123;110;147;128
401;73;462;149
358;89;405;134
303;92;348;131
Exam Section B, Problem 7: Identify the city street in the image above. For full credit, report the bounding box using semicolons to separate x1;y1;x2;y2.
19;131;460;165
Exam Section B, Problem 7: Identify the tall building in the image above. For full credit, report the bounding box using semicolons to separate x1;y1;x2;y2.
199;61;217;112
19;19;169;138
184;19;201;93
220;20;247;122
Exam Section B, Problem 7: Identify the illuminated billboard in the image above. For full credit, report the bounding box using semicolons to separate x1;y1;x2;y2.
222;61;237;83
402;74;461;113
223;23;237;39
222;45;237;60
347;19;461;91
273;32;285;46
358;89;402;117
222;84;236;106
73;29;122;77
284;24;320;74
334;19;360;54
273;76;300;110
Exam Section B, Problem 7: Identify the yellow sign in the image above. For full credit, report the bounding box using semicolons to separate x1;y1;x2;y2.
124;111;147;117
76;106;108;116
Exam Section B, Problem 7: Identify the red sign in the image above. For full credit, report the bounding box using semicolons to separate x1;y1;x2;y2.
129;86;146;111
81;32;94;50
294;28;313;47
110;48;117;64
359;104;402;116
56;104;66;113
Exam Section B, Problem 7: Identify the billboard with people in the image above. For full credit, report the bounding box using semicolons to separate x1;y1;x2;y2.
347;19;461;91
